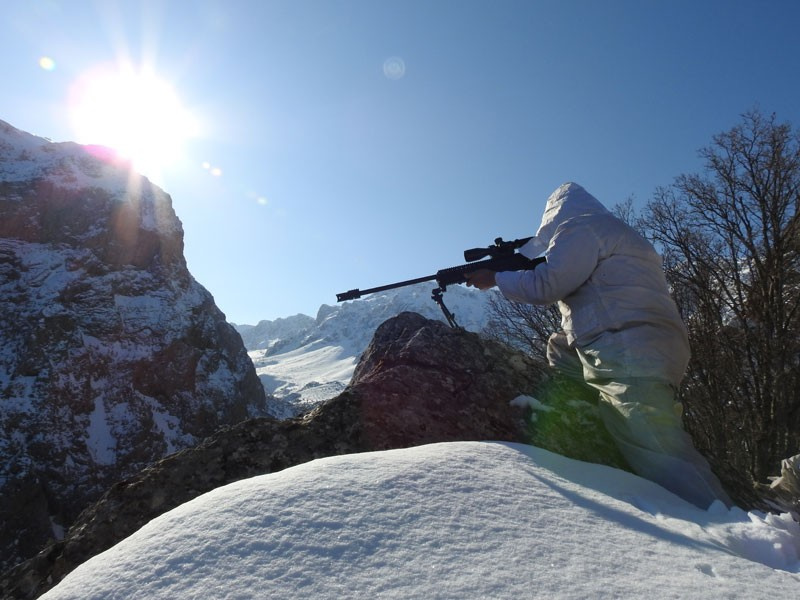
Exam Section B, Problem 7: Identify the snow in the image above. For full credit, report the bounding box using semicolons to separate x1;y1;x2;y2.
41;441;799;599
146;399;190;455
512;393;557;413
86;397;117;466
253;344;357;398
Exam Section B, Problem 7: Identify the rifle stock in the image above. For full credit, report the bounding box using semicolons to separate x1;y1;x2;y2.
434;253;545;288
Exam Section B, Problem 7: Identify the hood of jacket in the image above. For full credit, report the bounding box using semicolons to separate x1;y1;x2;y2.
519;182;611;259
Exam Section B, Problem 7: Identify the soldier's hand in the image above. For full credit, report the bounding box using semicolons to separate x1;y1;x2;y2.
465;269;497;291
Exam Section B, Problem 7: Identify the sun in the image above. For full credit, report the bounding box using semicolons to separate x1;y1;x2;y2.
69;63;197;182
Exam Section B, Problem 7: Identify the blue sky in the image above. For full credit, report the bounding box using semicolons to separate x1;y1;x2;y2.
3;0;799;324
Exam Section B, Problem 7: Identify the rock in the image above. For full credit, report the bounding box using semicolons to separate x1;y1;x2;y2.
756;454;800;517
0;120;267;574
2;311;628;599
351;311;536;448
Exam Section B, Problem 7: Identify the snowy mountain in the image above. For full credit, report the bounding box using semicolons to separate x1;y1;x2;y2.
236;283;500;417
0;120;266;573
40;442;800;599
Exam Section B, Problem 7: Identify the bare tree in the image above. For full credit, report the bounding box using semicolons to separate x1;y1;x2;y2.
611;195;639;228
642;109;800;506
483;291;560;367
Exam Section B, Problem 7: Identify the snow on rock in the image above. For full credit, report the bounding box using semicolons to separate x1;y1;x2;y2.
41;442;800;599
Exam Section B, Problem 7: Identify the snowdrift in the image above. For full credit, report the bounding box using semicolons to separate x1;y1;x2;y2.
42;442;799;599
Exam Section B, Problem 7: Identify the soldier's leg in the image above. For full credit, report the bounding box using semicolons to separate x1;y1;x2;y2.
591;378;732;509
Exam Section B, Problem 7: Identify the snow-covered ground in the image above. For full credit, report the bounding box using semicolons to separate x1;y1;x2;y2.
42;441;799;599
237;283;498;416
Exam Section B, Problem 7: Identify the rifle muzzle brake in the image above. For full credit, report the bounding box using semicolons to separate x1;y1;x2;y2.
336;289;362;302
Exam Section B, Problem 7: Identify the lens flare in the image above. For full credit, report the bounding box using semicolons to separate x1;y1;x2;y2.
39;56;56;71
383;57;406;80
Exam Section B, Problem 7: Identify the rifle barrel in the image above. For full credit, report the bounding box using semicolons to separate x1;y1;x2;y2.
336;273;437;302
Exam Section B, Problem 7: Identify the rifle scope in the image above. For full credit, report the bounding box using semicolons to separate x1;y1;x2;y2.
463;236;532;262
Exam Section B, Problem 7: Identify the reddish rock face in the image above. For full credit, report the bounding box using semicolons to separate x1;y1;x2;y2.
351;312;537;449
0;120;267;574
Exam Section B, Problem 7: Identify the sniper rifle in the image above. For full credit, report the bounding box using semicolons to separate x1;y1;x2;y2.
336;237;545;328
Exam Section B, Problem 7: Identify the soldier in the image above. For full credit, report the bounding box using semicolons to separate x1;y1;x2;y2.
466;182;731;509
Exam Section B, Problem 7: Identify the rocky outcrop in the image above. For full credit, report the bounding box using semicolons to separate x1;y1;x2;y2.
0;120;267;574
2;311;626;599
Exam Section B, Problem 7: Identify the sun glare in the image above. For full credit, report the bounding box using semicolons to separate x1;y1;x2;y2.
69;64;197;181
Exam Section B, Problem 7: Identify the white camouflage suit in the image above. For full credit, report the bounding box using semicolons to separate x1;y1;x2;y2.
495;182;731;509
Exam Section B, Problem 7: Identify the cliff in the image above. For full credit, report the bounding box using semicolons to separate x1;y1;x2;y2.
0;120;267;572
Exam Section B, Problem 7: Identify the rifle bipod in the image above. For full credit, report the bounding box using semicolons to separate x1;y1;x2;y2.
431;287;461;329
